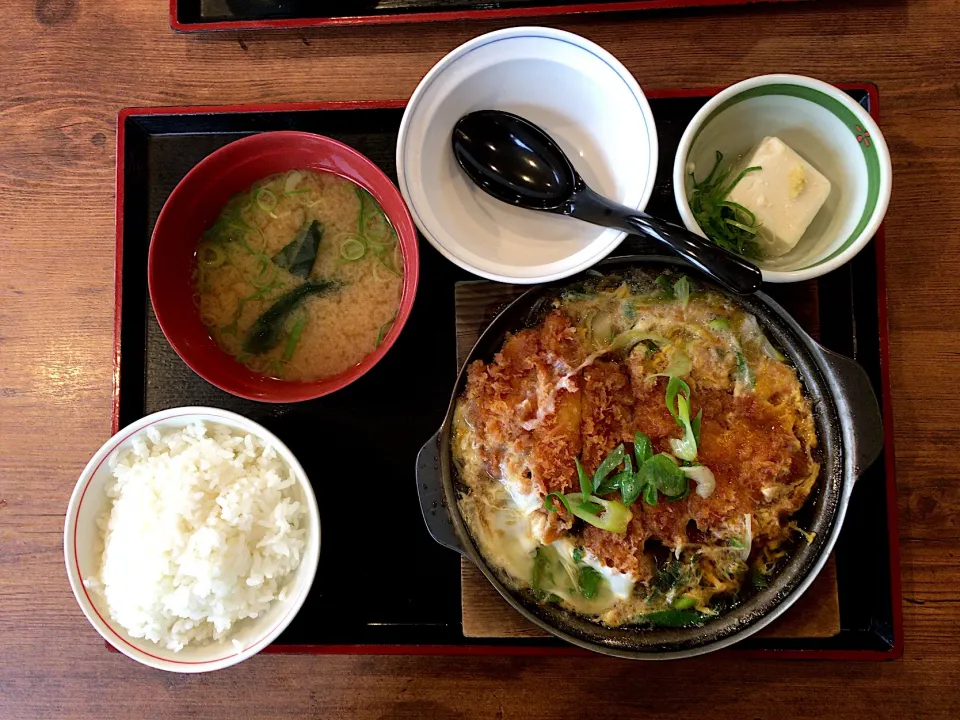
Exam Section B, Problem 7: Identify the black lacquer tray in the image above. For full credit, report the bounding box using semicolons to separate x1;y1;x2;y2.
114;86;901;658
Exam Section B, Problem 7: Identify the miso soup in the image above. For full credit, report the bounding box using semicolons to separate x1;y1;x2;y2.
194;170;404;381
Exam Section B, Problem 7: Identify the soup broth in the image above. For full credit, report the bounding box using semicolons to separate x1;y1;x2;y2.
195;170;404;382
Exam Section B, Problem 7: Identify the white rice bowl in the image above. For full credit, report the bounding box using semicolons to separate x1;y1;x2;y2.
64;408;320;672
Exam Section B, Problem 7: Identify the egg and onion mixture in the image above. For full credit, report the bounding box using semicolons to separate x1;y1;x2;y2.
453;272;819;627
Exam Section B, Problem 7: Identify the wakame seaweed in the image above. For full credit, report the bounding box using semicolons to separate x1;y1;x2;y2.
272;220;323;278
243;279;340;355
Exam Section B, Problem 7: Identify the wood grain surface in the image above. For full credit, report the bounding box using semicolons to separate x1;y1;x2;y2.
2;0;959;717
452;280;839;640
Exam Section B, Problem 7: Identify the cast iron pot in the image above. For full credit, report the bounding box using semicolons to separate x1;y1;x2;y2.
416;255;883;659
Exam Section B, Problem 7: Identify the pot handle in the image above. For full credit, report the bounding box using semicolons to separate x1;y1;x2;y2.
819;346;884;479
416;429;464;554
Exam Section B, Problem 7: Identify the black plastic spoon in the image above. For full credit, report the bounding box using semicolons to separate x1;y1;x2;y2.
452;110;762;295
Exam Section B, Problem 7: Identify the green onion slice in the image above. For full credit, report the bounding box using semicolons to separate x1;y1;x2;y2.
618;471;643;506
575;458;592;501
544;492;573;516
669;394;699;462
362;208;390;242
725;218;758;234
565;493;632;534
197;243;225;268
735;351;757;390
376;314;396;348
638;454;687;498
578;566;602;600
671;595;697;611
256;187;278;216
283;171;303;195
591;444;625;493
282;314;308;362
340;236;366;261
642;482;659;506
376;252;401;276
673;276;691;309
634;431;653;466
665;376;691;426
648;349;692;380
691;408;703;447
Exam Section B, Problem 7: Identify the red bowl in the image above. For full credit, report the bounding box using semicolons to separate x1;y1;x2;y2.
148;131;420;403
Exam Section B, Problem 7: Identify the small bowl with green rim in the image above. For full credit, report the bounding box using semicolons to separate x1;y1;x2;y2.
673;74;891;283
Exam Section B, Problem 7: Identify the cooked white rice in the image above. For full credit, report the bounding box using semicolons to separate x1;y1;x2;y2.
86;421;307;652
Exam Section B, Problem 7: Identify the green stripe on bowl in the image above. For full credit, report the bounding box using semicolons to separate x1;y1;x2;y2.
690;84;881;271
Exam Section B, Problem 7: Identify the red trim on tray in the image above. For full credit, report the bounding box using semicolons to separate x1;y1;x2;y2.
255;645;901;661
112;83;901;660
170;0;805;32
77;412;306;665
113;113;127;436
860;81;903;662
118;99;408;119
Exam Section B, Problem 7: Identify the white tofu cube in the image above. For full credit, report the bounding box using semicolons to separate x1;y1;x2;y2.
725;136;831;257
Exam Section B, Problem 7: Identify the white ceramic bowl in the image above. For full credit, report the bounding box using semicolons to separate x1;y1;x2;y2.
397;26;658;284
673;74;891;282
63;407;321;673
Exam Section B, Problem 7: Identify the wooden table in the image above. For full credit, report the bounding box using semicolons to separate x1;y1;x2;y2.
2;0;958;717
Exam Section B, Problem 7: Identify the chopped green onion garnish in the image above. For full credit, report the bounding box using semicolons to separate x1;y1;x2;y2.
362;208;390;242
654;274;675;299
648;349;692;380
531;547;555;602
578;566;603;600
725;218;758;234
282;314;308;362
375;314;396;348
197;243;225;268
691;408;703;447
575;458;592;502
665;376;691;426
373;250;401;276
256;187;278;216
674;276;691;309
565;493;632;534
671;595;697;610
283;170;303;195
735;351;756;390
340;237;366;261
544;492;573;516
634;431;653;466
669;393;698;462
637;454;687;498
688;151;762;258
618;471;642;506
642;482;659;506
592;444;625;493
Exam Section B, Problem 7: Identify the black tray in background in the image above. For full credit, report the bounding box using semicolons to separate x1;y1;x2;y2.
172;0;809;31
116;88;899;657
